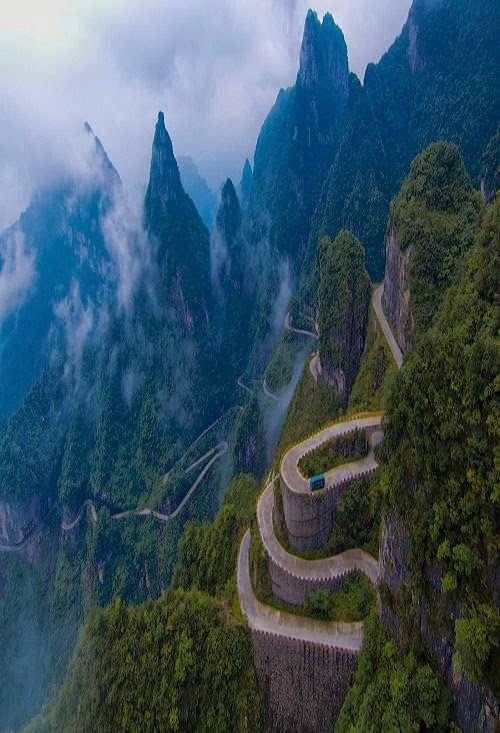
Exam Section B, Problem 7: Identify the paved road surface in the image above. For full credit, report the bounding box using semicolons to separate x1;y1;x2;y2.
285;312;318;340
257;481;379;585
237;278;405;648
238;530;364;650
61;443;228;532
280;415;383;495
372;285;403;368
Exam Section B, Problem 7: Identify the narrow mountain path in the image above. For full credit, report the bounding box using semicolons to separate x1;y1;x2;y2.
284;312;318;340
237;282;404;649
262;377;279;401
61;442;228;532
237;375;254;396
372;284;403;368
310;352;321;381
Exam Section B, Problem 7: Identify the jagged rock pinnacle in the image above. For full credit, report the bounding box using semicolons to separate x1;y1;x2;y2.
298;9;348;95
216;178;242;243
240;159;252;202
146;111;183;208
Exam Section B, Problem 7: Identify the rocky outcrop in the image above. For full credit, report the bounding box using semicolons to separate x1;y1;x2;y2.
406;0;445;73
318;231;371;404
0;497;41;546
298;10;349;96
379;513;499;732
382;227;414;355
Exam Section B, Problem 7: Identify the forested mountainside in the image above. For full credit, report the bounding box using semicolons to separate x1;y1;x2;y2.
0;0;498;731
0;124;120;419
32;175;498;732
302;0;499;290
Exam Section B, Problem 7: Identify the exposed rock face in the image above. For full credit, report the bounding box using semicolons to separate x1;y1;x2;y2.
252;631;357;733
145;112;184;210
144;111;212;333
0;497;41;545
379;513;499;732
318;232;371;405
382;228;414;355
298;10;349;95
406;0;445;73
239;159;253;205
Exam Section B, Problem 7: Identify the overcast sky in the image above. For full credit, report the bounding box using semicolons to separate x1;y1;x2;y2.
0;0;412;229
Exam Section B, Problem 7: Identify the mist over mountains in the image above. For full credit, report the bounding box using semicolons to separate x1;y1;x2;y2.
0;0;498;730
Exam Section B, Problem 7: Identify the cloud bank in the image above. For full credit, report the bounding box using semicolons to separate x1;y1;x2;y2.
0;0;412;230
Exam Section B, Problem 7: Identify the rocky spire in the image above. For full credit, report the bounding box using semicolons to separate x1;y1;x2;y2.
240;159;253;203
83;121;121;186
298;10;348;96
145;111;184;212
216;178;242;247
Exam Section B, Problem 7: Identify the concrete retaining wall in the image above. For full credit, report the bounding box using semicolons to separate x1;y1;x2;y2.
251;630;357;732
280;470;375;552
267;548;355;606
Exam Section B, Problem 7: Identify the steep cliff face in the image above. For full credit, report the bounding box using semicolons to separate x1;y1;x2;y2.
211;178;254;381
379;199;499;731
303;0;499;296
318;231;371;405
383;143;481;351
382;228;414;354
145;112;213;332
249;10;349;266
379;514;499;733
0;123;120;420
0;497;42;545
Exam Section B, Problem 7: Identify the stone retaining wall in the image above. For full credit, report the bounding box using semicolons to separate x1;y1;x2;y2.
280;469;375;552
251;630;357;732
267;517;356;606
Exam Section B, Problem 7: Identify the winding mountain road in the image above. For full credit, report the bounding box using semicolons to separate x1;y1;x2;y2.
262;377;279;401
284;312;318;340
257;480;379;586
238;530;363;650
61;442;228;532
237;283;404;649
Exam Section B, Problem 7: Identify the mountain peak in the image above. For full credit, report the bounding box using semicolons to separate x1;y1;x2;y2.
216;178;241;243
298;10;349;94
240;159;253;202
83;121;120;186
146;111;184;212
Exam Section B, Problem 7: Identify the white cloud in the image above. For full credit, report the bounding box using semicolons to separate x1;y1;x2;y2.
0;0;412;230
0;228;36;327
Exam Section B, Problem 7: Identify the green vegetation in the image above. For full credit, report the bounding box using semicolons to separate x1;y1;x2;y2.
249;527;374;623
389;142;482;335
298;429;368;479
381;199;500;689
30;591;262;733
264;330;307;392
274;361;341;467
348;297;398;412
317;231;371;403
302;0;499;293
174;474;259;600
336;613;452;732
305;574;374;622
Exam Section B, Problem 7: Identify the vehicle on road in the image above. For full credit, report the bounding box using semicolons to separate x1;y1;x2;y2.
310;474;325;491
